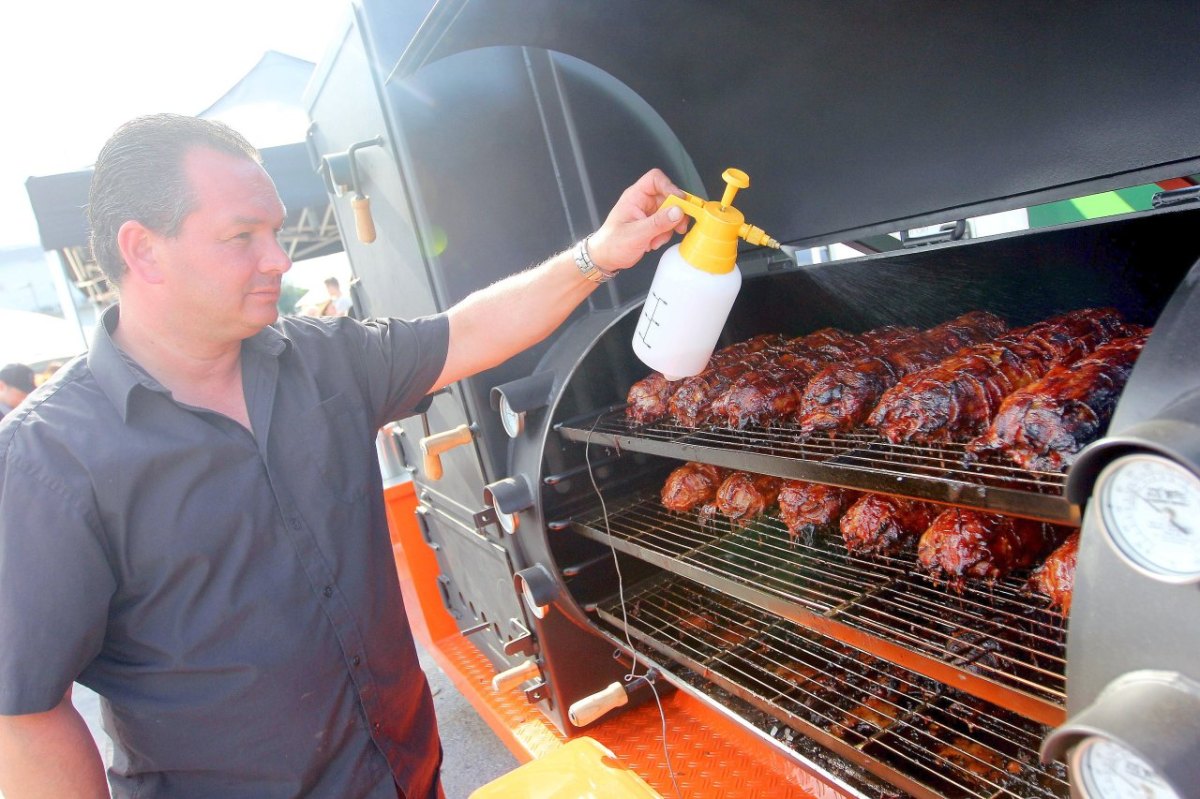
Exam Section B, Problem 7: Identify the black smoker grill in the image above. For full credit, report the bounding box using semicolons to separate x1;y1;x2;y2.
306;2;1200;796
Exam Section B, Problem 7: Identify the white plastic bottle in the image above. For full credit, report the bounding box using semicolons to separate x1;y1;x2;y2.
632;168;780;380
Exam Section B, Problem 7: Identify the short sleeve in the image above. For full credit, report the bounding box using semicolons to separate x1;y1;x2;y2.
0;448;115;715
351;314;450;428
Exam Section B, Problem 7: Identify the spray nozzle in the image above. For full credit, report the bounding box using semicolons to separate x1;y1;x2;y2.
660;167;781;274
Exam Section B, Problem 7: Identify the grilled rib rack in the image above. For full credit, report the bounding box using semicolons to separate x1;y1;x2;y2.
557;408;1078;525
557;407;1077;797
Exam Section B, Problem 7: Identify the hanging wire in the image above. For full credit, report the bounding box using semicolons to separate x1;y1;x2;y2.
586;412;682;799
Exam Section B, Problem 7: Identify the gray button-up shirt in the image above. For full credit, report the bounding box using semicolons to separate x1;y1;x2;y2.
0;306;450;798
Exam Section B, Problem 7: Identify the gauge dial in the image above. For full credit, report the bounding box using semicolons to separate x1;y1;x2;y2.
1073;737;1180;799
498;396;524;438
1097;454;1200;583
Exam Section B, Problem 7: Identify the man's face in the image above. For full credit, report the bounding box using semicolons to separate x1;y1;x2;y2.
0;382;27;408
152;147;291;341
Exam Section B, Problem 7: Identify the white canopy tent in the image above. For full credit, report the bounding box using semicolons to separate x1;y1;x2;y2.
0;309;86;367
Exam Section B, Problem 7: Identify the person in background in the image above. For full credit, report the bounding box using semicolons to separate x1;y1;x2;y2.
0;113;686;799
0;363;35;418
301;276;353;318
35;360;64;387
322;276;353;317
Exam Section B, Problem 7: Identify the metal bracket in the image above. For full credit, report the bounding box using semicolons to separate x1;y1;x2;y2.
435;575;461;619
414;505;439;551
899;219;967;247
523;680;549;705
503;620;535;657
472;506;499;531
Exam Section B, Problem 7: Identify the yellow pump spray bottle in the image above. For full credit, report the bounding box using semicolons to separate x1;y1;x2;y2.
632;168;781;380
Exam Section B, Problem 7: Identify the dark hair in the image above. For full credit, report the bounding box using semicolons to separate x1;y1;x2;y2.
0;364;36;394
87;114;261;282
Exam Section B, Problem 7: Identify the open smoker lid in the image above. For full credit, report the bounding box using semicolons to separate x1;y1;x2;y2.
388;0;1200;247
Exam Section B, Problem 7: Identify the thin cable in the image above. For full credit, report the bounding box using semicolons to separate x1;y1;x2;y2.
585;414;682;799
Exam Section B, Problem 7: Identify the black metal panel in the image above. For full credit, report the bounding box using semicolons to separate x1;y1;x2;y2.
390;0;1200;247
359;41;700;482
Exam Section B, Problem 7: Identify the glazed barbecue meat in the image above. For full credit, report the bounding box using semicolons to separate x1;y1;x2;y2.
715;325;917;429
626;372;674;425
668;329;850;427
661;461;729;513
702;471;783;527
839;494;938;556
918;508;1066;587
777;481;859;541
626;334;786;424
966;331;1149;471
1028;531;1080;614
796;311;1008;435
868;308;1129;444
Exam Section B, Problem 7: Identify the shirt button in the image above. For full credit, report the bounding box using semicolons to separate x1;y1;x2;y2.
373;721;381;731
289;518;302;530
352;655;361;667
323;585;333;598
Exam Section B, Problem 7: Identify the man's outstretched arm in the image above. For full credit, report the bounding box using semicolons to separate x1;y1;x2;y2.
0;689;108;799
432;169;687;391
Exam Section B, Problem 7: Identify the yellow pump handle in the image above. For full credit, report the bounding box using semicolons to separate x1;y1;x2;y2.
659;168;781;274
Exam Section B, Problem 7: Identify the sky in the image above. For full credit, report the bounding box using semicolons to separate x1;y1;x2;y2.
0;0;353;250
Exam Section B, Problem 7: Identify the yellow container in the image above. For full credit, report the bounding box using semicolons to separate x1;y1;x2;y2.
468;737;662;799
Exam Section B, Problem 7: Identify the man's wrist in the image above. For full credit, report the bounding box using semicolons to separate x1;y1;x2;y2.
573;235;618;284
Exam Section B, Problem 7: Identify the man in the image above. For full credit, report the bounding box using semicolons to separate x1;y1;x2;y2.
321;277;353;317
0;114;686;798
300;277;352;318
0;363;35;418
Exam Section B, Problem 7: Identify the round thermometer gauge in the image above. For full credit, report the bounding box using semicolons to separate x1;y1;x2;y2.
1073;737;1180;799
1097;453;1200;583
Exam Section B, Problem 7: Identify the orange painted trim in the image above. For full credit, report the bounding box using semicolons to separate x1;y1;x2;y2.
1156;177;1195;190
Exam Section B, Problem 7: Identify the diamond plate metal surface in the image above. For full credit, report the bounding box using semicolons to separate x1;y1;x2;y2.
434;636;849;798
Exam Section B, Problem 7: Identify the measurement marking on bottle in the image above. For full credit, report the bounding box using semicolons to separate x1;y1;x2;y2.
637;292;667;348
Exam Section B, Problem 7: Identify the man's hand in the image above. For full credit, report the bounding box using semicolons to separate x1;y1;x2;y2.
588;169;690;273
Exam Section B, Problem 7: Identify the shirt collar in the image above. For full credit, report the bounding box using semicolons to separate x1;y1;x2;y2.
88;304;293;422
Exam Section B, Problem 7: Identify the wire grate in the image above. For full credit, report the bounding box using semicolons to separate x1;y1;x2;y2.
596;576;1069;799
557;408;1078;524
572;488;1067;717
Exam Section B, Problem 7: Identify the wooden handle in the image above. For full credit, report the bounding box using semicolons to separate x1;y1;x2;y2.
352;195;376;244
419;424;473;481
491;659;540;693
568;682;629;727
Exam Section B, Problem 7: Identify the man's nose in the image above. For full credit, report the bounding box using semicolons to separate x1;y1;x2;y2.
261;235;292;275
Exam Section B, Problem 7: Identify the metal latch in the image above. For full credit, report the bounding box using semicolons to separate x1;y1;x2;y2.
1152;185;1200;209
899;219;967;247
503;620;535;657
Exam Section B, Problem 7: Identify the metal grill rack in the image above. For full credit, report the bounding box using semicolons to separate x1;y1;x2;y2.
569;487;1067;725
595;576;1070;799
556;408;1078;525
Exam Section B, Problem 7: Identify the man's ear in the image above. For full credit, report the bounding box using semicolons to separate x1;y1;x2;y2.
116;220;165;284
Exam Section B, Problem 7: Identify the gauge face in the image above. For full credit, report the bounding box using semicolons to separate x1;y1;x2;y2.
499;397;524;438
1074;737;1180;799
1097;454;1200;583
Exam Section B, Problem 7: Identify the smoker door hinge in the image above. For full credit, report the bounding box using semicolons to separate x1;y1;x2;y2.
435;575;461;619
1152;185;1200;208
899;219;967;247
